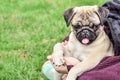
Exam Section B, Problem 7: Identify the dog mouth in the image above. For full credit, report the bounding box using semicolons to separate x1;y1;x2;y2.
76;29;97;45
81;38;90;44
80;37;92;45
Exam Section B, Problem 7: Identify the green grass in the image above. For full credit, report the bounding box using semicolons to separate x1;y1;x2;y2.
0;0;108;80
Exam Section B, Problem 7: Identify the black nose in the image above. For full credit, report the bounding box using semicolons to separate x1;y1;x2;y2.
82;29;89;33
81;29;90;37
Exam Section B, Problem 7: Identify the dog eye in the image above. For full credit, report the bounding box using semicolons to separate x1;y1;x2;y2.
72;25;80;29
91;25;98;31
94;25;98;30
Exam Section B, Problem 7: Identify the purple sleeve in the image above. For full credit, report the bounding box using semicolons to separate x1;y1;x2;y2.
67;65;73;71
62;36;69;42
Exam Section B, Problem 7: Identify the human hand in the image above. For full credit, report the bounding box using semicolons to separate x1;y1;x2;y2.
47;55;80;74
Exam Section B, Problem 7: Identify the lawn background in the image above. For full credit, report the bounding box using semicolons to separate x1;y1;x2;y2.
0;0;108;80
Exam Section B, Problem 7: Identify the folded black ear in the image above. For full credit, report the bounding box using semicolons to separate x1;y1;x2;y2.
97;7;109;25
63;8;75;26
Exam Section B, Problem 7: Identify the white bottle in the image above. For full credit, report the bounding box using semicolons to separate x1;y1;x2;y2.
42;62;62;80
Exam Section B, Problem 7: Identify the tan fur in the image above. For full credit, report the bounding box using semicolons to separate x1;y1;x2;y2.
72;6;100;26
52;6;114;80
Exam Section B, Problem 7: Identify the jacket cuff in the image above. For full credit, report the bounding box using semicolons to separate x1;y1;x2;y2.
67;65;73;71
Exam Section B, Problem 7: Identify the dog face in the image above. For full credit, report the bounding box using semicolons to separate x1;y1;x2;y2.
63;5;109;45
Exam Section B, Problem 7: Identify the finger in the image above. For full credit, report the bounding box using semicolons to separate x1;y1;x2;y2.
47;55;53;59
64;40;68;45
62;74;67;80
47;55;53;61
62;42;65;46
62;40;68;46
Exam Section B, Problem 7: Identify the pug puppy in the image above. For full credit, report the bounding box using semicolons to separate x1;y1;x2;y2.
52;5;114;80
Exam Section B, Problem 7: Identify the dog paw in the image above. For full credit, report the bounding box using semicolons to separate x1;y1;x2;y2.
52;55;65;66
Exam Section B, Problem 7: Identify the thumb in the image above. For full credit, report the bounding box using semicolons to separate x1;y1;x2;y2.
47;55;53;62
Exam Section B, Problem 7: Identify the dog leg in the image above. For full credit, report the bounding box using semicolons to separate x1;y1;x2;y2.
52;43;65;66
66;52;106;80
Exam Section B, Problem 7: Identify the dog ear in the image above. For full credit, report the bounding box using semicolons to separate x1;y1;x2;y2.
63;8;75;26
97;7;109;25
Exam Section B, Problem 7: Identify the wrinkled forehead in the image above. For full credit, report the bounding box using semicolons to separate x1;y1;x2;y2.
71;6;100;25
